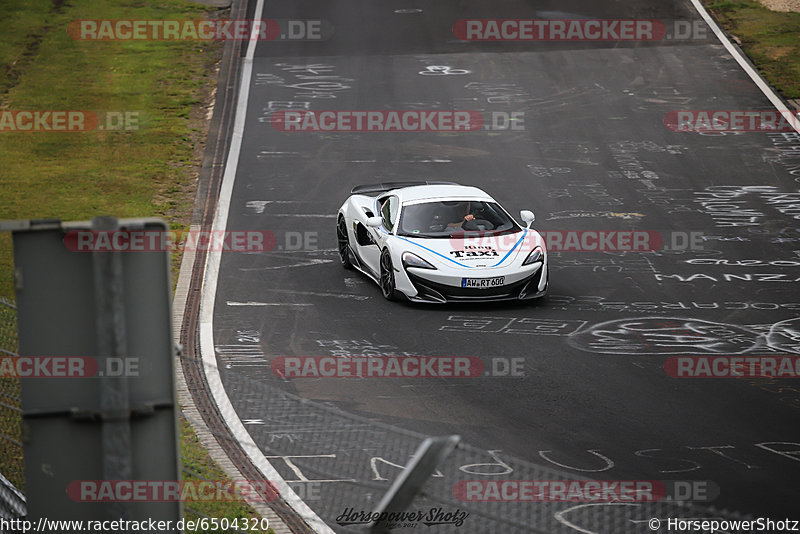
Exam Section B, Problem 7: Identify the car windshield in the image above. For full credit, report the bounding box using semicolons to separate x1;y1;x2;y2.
396;200;520;238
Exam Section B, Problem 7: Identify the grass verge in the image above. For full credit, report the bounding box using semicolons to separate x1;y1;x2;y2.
0;1;273;531
703;0;800;100
181;418;274;533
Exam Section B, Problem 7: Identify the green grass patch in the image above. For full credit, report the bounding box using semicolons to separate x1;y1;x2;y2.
181;418;275;534
0;0;219;297
704;0;800;99
0;0;65;98
0;1;275;530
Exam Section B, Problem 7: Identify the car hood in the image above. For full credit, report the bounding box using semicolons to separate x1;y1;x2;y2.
396;229;540;269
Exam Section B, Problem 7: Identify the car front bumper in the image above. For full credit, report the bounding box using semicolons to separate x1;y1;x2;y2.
403;263;548;303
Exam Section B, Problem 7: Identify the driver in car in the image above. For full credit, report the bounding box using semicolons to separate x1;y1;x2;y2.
446;201;474;229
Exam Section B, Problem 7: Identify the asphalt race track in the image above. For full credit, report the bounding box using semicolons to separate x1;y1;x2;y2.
209;0;800;531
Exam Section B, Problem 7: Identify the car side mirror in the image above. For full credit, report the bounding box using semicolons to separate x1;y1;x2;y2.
520;210;535;228
366;216;383;228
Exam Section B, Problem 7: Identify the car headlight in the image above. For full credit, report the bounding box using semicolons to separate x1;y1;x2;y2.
402;252;436;270
522;246;543;266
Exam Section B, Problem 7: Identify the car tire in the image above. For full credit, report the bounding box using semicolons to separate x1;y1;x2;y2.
337;216;354;269
380;249;398;301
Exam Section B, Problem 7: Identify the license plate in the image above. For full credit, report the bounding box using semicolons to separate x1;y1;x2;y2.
461;276;505;288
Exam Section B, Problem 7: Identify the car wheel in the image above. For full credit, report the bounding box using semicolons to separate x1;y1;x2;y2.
337;216;354;269
380;249;398;301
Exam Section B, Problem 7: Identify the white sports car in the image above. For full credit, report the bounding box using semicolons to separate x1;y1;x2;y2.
336;181;549;303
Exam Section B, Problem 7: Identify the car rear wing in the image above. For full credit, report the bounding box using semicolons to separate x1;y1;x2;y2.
350;181;458;196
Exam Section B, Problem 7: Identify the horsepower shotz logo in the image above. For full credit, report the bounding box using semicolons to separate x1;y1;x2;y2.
336;507;469;527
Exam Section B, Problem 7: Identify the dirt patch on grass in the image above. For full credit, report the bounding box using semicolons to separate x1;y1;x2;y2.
758;0;800;12
762;45;794;59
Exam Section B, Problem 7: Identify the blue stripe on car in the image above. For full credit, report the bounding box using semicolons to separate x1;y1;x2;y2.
491;229;527;267
397;229;527;269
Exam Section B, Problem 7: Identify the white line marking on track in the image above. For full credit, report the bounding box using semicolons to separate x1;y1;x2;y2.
389;158;452;163
554;503;639;534
265;213;337;218
239;259;333;270
198;0;335;531
258;289;370;300
689;0;800;134
262;248;337;254
226;301;313;307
